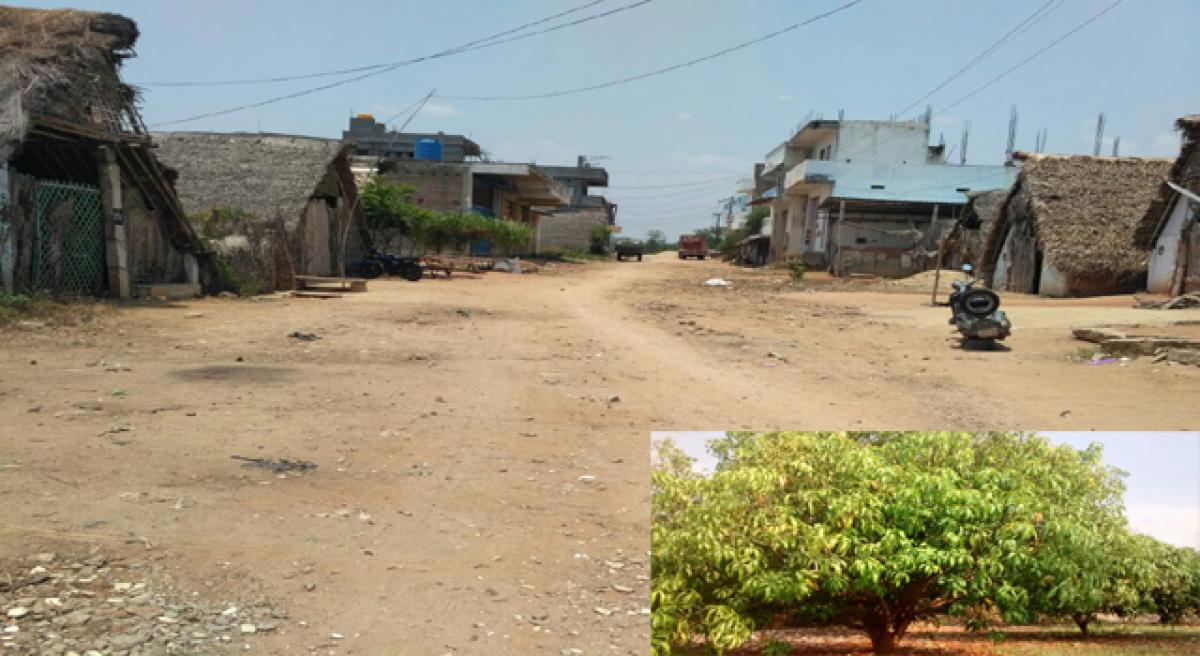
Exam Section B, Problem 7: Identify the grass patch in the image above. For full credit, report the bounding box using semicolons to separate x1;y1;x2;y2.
0;293;108;326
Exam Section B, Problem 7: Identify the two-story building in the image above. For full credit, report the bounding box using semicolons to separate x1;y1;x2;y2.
534;157;616;252
343;117;572;254
753;118;1017;277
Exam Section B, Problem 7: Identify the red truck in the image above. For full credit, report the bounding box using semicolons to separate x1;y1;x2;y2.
677;234;707;260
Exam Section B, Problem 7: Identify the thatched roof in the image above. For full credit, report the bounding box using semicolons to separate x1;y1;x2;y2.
0;6;142;160
990;152;1172;279
152;132;349;223
1137;115;1200;246
962;189;1006;231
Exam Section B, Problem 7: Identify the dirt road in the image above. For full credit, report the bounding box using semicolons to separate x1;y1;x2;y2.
1;253;1197;654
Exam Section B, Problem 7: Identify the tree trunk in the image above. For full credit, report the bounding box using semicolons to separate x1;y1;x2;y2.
1073;613;1091;638
865;626;898;654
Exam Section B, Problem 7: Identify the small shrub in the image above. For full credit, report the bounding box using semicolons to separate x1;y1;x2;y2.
0;293;32;312
789;261;808;282
762;639;793;656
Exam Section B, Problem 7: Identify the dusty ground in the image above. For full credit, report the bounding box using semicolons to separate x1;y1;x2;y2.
2;253;1198;654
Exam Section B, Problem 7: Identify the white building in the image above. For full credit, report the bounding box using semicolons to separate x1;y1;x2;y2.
753;118;1017;277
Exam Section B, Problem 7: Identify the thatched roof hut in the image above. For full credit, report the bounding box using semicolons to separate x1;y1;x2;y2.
153;132;366;288
1;6;205;298
982;152;1172;296
940;189;1008;269
1138;115;1200;295
154;132;348;225
0;6;143;160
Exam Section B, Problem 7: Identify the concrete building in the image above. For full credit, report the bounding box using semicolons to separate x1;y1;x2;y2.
752;118;1017;277
343;114;482;163
532;157;615;252
379;159;571;253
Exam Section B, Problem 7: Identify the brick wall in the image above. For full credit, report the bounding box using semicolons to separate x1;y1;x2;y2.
537;207;609;252
381;162;470;213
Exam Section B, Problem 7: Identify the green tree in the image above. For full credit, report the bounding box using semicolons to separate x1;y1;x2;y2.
743;206;769;235
360;178;420;248
652;432;1133;654
645;230;668;254
653;437;697;479
1135;535;1200;624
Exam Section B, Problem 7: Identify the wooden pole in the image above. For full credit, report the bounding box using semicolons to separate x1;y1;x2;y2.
98;145;129;300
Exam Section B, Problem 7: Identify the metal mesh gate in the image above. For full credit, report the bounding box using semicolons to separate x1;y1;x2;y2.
32;180;105;295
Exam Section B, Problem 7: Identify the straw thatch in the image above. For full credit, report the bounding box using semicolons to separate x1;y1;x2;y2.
940;189;1008;268
1136;115;1200;246
984;152;1172;282
152;132;348;225
0;6;142;161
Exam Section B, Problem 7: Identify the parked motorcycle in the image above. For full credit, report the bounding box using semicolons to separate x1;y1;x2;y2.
352;249;424;282
948;264;1011;348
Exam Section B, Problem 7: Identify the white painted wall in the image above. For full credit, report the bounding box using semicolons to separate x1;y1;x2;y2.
1147;195;1192;294
838;122;929;164
994;231;1012;287
1039;257;1068;297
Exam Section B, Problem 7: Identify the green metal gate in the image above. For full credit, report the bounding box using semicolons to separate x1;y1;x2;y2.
32;180;105;295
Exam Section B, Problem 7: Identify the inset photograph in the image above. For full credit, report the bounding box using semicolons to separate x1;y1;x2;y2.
651;431;1200;655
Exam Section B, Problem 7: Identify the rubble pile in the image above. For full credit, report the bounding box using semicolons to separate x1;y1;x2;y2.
0;550;284;655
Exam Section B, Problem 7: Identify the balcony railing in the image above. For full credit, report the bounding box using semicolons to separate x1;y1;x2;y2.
784;159;836;189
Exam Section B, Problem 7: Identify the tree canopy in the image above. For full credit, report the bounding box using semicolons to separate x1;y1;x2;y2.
651;432;1196;655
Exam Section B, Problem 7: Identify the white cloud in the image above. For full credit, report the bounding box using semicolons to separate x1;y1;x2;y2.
1149;132;1182;157
1127;502;1200;549
420;102;460;117
777;94;792;103
676;111;693;121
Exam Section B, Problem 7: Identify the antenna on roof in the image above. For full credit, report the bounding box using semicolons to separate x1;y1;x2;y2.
960;121;970;165
1112;136;1120;157
923;104;933;127
1093;112;1106;156
1005;105;1018;162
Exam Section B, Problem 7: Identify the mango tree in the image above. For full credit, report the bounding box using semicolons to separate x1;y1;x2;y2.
651;432;1131;654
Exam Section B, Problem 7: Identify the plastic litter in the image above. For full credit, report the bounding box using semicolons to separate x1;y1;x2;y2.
702;278;732;287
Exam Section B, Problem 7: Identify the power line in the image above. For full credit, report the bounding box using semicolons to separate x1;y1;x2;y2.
439;0;866;101
891;0;1064;119
836;0;1121;164
606;175;741;190
138;0;613;87
938;0;1122;116
148;0;652;126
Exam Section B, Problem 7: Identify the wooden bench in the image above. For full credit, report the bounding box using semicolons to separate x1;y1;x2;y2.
293;275;368;293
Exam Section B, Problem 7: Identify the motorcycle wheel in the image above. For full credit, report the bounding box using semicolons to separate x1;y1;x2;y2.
355;260;384;279
400;263;423;282
960;288;1000;317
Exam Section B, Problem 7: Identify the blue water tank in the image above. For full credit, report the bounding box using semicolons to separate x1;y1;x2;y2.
414;138;443;161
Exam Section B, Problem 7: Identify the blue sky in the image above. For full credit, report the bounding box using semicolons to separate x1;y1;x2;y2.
652;431;1200;549
18;0;1199;238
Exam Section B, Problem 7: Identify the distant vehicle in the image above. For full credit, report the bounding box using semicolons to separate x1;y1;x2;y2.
678;234;707;260
614;239;643;262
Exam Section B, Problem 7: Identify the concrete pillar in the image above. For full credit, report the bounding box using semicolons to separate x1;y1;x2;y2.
98;146;129;300
184;253;200;285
